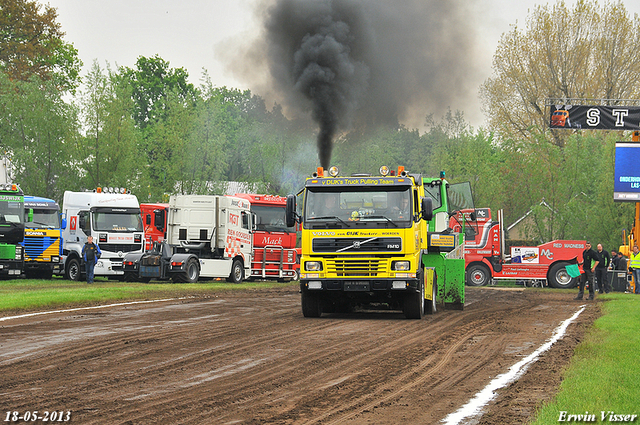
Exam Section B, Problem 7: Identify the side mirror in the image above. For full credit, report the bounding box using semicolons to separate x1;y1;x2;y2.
61;218;67;230
27;208;34;223
470;211;477;221
421;197;433;222
286;194;297;228
79;216;86;229
145;214;151;225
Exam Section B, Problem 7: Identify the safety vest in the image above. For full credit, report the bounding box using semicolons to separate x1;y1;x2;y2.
630;251;640;269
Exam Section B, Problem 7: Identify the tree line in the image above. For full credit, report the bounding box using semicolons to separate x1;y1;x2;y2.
0;0;638;252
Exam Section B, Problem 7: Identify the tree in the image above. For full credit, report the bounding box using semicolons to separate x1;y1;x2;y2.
119;55;198;130
0;0;81;91
76;61;141;191
480;0;640;145
0;71;80;202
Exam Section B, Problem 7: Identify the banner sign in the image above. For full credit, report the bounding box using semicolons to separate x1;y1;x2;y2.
614;143;640;201
549;105;640;130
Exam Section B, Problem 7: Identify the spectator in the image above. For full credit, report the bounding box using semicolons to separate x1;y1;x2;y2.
617;252;628;271
629;245;640;295
575;241;599;300
610;250;619;270
82;236;101;284
595;244;611;293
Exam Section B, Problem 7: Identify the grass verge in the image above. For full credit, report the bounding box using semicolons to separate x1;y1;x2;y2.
0;276;296;313
531;292;640;423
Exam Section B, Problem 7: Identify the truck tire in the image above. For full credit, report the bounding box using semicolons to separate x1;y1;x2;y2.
425;275;437;315
404;281;425;319
548;262;578;289
301;291;322;317
466;264;491;286
184;258;200;283
227;259;244;284
65;258;82;281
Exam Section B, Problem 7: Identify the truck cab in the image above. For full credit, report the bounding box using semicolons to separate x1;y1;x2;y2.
62;189;144;280
233;193;298;281
22;195;64;279
0;183;25;278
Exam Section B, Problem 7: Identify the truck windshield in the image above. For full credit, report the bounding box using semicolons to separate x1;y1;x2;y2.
304;189;412;228
27;209;60;228
0;198;24;224
253;205;296;233
93;212;143;232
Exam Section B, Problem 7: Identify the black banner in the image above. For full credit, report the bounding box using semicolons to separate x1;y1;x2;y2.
549;105;640;130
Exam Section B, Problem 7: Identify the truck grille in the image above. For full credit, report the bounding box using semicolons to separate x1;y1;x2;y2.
313;237;402;253
326;258;389;277
98;243;142;253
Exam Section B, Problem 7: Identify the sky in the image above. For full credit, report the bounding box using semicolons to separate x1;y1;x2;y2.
42;0;640;130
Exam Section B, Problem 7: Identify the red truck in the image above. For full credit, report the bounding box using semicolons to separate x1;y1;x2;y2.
451;208;585;288
140;203;169;251
233;194;299;281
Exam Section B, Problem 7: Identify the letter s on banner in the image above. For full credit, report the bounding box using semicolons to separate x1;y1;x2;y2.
586;108;600;126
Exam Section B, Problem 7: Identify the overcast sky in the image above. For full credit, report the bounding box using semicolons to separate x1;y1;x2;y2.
43;0;639;129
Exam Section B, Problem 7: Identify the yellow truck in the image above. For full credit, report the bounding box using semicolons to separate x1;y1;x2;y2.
286;166;473;319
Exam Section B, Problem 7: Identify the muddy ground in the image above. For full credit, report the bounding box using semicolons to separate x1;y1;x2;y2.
0;286;600;424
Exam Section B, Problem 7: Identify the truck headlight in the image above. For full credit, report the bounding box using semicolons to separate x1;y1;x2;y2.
51;255;60;263
305;261;323;271
392;261;410;271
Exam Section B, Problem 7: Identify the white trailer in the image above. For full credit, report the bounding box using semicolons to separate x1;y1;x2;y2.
62;189;144;280
123;195;254;283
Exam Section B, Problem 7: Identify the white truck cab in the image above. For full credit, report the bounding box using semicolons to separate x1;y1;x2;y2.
62;189;144;280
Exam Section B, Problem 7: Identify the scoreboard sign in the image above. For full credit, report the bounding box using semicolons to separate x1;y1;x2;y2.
550;105;640;130
614;143;640;202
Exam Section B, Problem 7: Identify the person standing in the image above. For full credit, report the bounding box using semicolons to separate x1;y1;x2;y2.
629;245;640;294
82;236;101;284
610;250;619;271
595;244;611;293
575;241;599;300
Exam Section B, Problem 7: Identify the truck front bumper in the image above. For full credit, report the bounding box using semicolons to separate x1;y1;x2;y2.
300;278;421;303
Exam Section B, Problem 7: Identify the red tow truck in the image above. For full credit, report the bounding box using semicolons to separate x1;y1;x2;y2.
451;208;585;288
233;194;299;281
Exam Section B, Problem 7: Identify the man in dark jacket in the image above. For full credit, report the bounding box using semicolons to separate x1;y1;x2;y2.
595;243;611;293
82;236;101;284
576;241;599;300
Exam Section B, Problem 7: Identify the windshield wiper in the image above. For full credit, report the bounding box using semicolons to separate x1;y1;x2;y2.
308;216;349;226
30;221;54;228
360;215;399;227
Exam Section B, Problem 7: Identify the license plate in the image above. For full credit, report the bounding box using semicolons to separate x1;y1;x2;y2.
344;282;370;291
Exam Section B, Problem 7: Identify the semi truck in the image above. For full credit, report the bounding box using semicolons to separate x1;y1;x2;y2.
286;166;472;319
233;193;299;281
451;208;586;288
0;183;25;278
122;195;254;283
61;188;144;280
22;195;64;279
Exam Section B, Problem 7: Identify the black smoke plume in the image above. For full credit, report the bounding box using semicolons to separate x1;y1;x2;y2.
232;0;476;168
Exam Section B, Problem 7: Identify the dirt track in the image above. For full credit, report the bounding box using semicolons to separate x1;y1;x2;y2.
0;286;599;424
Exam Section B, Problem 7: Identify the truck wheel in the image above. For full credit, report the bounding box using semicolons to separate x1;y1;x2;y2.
227;259;244;283
425;275;437;315
404;281;425;319
548;262;577;289
301;291;322;317
184;258;200;283
466;264;491;286
65;258;82;281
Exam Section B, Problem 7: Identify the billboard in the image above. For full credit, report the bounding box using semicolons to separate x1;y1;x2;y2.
614;143;640;201
549;105;640;130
